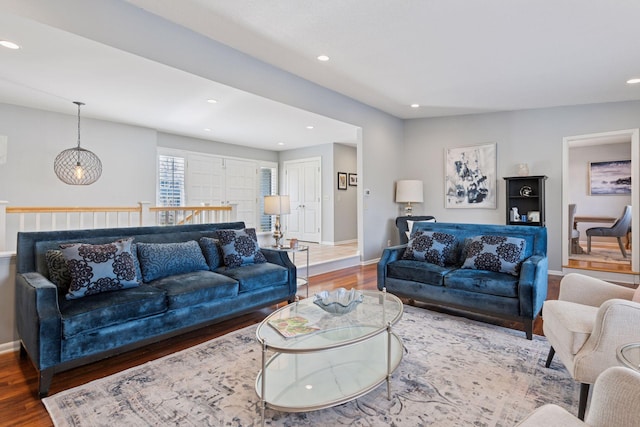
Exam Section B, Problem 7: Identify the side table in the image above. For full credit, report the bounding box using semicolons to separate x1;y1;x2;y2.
617;342;640;372
270;245;309;298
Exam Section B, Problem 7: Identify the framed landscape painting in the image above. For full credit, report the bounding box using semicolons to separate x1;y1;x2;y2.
444;142;497;209
589;160;631;195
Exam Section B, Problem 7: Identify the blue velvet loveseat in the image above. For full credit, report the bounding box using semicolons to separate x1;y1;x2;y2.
378;222;548;339
15;222;296;397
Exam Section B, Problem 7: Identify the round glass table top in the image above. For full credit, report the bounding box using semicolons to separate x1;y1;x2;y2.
256;289;403;352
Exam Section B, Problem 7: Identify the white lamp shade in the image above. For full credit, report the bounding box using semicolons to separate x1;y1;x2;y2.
396;180;424;203
264;195;291;215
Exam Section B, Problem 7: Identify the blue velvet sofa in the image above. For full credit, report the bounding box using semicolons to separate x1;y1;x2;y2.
378;222;548;339
15;222;296;397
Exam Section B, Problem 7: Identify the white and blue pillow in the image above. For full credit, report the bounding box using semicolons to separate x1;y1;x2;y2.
60;238;139;299
461;235;526;276
402;231;457;267
215;228;266;268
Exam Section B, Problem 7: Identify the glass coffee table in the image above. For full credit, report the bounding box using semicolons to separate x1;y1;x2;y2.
255;289;403;425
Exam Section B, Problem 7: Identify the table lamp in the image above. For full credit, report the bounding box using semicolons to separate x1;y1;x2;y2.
264;195;291;247
395;180;423;216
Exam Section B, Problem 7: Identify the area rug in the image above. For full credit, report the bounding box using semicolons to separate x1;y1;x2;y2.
43;305;578;426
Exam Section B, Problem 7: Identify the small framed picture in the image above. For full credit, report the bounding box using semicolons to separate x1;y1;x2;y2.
337;172;347;190
348;173;357;186
527;211;540;222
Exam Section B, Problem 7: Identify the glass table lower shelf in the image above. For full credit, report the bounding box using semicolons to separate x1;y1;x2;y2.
255;328;403;412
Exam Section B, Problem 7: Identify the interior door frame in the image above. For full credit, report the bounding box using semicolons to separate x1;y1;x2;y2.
562;128;639;283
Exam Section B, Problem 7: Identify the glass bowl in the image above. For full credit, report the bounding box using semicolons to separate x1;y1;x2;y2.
313;288;364;315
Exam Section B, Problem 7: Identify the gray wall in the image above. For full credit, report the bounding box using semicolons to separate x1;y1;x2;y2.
0;103;157;207
158;132;278;162
334;144;358;243
404;101;640;270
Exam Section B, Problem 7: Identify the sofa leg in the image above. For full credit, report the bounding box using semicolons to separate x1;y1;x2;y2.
524;320;533;340
578;383;590;420
38;368;54;398
545;346;555;368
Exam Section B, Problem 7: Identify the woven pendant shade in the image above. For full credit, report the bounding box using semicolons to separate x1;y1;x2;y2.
54;101;102;185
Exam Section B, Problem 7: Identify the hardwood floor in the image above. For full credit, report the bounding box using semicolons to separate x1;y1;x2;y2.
0;264;559;427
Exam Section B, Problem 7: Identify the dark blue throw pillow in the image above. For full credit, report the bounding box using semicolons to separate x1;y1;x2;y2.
198;237;222;270
215;228;267;268
137;240;209;282
402;231;457;267
461;235;526;276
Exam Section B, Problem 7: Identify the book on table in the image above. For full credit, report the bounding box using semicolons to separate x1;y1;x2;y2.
267;316;320;338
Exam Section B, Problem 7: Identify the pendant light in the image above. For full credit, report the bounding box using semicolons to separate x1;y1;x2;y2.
54;101;102;185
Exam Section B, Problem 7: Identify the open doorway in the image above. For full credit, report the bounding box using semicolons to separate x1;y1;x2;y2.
562;129;639;284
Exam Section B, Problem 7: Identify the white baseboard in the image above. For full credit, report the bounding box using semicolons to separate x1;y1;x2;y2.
0;340;19;355
361;257;380;266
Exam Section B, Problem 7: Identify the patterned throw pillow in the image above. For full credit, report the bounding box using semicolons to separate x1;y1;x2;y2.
45;250;72;293
137;240;209;282
402;231;457;267
198;237;222;270
215;228;267;268
60;238;139;300
461;235;526;276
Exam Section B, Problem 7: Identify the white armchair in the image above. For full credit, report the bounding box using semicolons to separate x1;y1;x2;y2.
541;273;640;419
515;366;640;426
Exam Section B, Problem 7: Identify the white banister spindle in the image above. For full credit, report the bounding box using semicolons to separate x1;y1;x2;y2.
139;201;152;226
52;214;57;231
35;213;41;231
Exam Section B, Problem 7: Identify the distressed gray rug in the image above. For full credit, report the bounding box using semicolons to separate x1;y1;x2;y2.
43;305;578;426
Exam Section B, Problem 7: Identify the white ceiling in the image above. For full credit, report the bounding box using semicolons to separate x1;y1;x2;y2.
2;1;640;150
126;0;640;118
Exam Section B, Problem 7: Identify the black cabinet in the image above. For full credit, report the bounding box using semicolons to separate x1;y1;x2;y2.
504;176;547;226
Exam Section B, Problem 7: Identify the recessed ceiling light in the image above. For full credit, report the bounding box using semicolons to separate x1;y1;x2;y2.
306;125;314;130
277;142;285;146
0;40;20;50
317;55;330;62
206;99;218;104
204;128;211;132
626;78;640;84
410;104;420;108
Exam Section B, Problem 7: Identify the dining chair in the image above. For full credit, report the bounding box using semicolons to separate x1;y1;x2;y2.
586;205;632;257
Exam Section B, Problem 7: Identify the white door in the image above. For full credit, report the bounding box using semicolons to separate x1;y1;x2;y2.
186;154;257;228
285;158;321;242
186;154;224;205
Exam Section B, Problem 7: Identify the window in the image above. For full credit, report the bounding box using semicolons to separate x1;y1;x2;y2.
158;154;185;225
259;165;278;232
